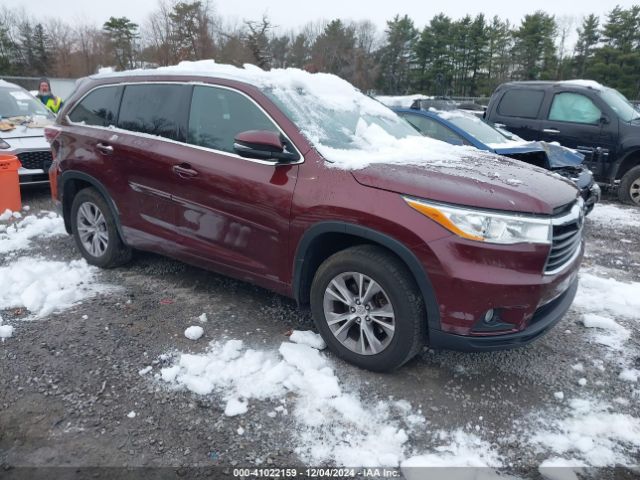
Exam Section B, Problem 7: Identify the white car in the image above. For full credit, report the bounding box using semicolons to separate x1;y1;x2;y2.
0;79;55;185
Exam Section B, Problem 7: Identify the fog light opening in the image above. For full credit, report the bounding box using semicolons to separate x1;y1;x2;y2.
472;308;514;333
483;309;495;324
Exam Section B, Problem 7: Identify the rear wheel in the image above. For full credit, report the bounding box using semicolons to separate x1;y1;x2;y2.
310;245;426;372
618;165;640;206
70;188;132;268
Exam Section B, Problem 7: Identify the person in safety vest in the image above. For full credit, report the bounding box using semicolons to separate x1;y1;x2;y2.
36;78;63;114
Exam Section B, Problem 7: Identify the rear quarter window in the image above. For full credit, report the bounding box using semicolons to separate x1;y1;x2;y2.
68;86;122;126
117;84;189;141
496;89;545;118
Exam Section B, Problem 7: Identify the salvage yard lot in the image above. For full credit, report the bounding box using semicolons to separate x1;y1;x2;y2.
1;187;639;478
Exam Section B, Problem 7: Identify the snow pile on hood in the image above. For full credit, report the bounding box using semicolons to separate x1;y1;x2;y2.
0;211;66;255
0;257;111;317
159;334;502;468
529;398;640;466
102;60;495;170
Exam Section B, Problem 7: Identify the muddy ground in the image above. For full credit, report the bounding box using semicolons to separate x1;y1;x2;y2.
1;186;639;480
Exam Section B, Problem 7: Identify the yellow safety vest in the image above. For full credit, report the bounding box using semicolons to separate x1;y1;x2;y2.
45;96;62;114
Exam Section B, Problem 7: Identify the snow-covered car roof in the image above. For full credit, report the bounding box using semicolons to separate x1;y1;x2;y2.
91;61;500;172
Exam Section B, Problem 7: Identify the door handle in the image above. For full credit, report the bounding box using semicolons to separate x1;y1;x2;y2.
543;128;560;134
172;163;199;178
96;143;113;154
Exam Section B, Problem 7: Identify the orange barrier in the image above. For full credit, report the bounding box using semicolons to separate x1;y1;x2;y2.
0;154;22;212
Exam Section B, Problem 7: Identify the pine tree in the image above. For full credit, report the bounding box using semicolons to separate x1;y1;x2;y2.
573;14;599;77
103;16;139;70
33;23;50;75
377;15;417;94
512;11;557;80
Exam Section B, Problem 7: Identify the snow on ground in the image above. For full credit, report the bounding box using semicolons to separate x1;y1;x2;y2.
288;329;326;350
0;257;111;318
0;211;66;255
158;334;502;468
529;398;640;467
575;272;640;319
0;324;14;339
587;203;640;228
184;325;204;340
580;313;630;351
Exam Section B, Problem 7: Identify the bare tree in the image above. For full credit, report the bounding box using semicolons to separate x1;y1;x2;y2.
244;14;272;68
46;18;75;76
555;15;576;78
75;23;107;74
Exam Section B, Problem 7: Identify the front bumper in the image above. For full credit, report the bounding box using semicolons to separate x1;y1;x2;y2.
583;183;600;214
19;167;50;185
428;276;578;351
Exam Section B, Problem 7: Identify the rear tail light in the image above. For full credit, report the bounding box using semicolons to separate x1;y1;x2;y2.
44;126;61;144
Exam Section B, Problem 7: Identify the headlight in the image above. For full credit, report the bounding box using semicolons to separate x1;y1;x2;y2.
0;138;10;149
404;197;552;245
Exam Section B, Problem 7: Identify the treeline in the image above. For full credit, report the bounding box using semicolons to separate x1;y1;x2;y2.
1;2;639;99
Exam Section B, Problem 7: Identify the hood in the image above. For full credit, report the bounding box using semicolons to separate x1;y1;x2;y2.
493;141;584;168
0;124;48;140
350;154;579;215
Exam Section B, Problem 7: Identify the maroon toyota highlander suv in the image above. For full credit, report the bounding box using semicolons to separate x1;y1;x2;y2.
46;63;584;371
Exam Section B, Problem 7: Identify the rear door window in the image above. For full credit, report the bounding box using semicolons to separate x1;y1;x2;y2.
496;89;545;118
548;92;602;124
187;85;278;154
68;86;122;126
117;84;189;141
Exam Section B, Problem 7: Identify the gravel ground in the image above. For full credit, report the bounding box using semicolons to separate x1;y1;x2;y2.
1;186;639;479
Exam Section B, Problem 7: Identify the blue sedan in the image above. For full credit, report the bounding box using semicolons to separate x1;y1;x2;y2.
394;108;600;213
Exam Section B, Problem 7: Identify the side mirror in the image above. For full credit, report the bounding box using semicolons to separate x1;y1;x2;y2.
233;130;299;163
599;115;610;125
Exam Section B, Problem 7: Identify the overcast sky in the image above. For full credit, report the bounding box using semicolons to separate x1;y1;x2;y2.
3;0;637;33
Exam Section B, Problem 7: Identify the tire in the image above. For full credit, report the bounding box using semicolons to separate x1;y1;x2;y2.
618;165;640;206
310;245;426;372
70;187;132;268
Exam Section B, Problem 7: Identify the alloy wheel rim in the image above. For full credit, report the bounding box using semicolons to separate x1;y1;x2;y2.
322;271;395;356
630;178;640;205
77;201;109;257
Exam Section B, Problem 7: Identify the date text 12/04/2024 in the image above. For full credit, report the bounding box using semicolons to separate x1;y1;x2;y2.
231;468;401;478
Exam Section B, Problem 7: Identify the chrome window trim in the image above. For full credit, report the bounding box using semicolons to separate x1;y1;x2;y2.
65;80;306;166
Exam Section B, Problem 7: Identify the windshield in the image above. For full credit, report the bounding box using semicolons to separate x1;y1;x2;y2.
600;87;640;122
0;87;54;119
263;87;420;151
444;114;511;145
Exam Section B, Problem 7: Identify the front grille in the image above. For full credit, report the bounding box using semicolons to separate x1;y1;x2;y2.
17;150;52;170
545;201;584;274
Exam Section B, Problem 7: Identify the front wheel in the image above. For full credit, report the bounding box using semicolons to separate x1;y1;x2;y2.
70;188;132;268
310;245;426;372
618;165;640;206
